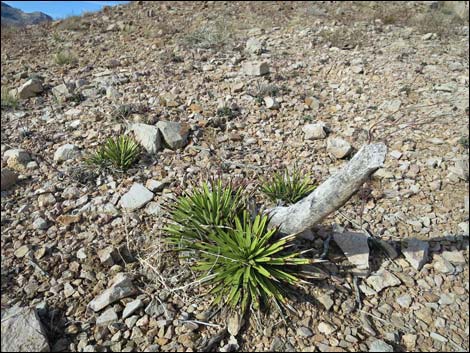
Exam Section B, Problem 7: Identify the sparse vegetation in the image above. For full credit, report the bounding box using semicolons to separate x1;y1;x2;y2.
87;135;140;171
1;87;18;109
166;181;317;314
261;166;317;205
53;50;78;66
182;20;231;49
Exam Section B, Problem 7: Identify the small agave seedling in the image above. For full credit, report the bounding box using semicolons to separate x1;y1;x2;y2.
260;166;317;205
87;135;140;171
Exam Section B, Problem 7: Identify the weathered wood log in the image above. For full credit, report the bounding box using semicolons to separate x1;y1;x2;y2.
268;143;387;234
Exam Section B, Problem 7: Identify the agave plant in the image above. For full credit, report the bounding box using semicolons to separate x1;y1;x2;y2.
184;211;317;314
260;167;317;205
166;179;245;246
87;135;140;171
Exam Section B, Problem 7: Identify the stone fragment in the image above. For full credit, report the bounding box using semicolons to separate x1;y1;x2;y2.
145;179;168;192
52;82;75;100
97;246;119;266
15;78;43;99
14;245;30;258
333;231;370;276
442;250;466;265
297;326;313;337
129;123;162;154
366;270;401;293
396;294;412;308
327;137;352;159
242;61;269;76
33;217;48;230
120;183;154;210
88;273;137;312
402;239;429;270
264;96;279;109
122;299;143;319
156;121;189;150
96;307;118;326
318;322;336;335
369;339;393;352
303;122;327;140
54;144;80;162
1;306;49;352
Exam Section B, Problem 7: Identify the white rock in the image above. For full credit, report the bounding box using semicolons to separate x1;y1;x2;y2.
88;273;137;312
54;144;80;162
327;137;352;159
441;250;466;265
145;202;162;216
145;179;168;192
402;239;429;270
120;183;154;210
264;96;279;109
396;294;412;308
1;306;49;352
369;339;393;352
122;299;143;319
130;123;162;154
156;121;189;150
333;231;370;276
227;313;243;336
52;82;75;100
96;307;118;326
242;61;269;76
366;270;401;293
303;123;327;140
318;322;336;335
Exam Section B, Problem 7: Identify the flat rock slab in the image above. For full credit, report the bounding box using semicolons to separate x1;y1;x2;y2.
156;121;189;150
120;183;154;210
1;306;50;352
366;269;401;293
333;231;370;276
130;123;162;154
402;238;429;270
88;273;137;312
327;137;352;159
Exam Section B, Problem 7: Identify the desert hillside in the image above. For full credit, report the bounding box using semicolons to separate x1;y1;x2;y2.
1;1;469;352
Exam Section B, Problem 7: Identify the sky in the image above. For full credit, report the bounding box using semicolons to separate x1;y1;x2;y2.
3;1;130;20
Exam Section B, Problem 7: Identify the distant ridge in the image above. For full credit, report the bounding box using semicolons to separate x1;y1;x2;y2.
1;1;52;26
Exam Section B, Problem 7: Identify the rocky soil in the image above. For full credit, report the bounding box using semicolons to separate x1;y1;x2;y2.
1;1;469;352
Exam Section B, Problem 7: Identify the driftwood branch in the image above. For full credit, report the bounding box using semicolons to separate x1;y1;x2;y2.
268;143;387;234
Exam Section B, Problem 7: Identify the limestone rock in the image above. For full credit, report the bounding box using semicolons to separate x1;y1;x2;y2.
366;270;401;293
54;144;80;162
242;61;269;76
1;306;49;352
88;273;137;312
120;183;154;210
333;231;370;276
156;121;189;150
303;122;327;140
327;137;352;159
130;123;162;154
15;78;43;99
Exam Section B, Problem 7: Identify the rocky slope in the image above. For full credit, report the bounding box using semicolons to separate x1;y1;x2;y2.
1;1;469;352
1;1;52;27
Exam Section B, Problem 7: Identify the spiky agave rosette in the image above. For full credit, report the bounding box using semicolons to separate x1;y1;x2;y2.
165;180;325;314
